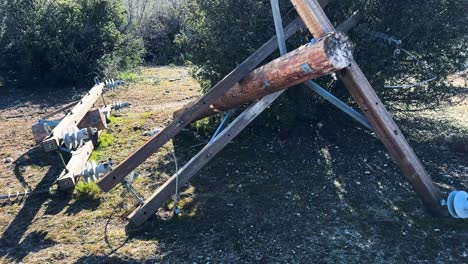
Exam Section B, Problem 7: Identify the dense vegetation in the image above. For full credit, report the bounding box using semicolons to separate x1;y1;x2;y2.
0;0;144;89
0;0;466;113
179;0;467;109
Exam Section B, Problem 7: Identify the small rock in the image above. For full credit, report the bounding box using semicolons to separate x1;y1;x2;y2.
4;157;13;163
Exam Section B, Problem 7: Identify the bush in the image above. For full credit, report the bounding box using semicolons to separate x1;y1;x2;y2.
0;0;144;90
140;0;187;65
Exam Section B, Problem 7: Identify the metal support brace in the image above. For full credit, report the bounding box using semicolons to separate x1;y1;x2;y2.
271;0;288;56
304;80;372;130
124;180;144;205
272;0;370;130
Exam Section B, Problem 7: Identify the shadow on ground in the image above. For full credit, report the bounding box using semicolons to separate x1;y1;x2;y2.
0;147;72;262
115;105;468;263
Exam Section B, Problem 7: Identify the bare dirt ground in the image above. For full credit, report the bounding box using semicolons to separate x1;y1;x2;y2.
0;66;467;263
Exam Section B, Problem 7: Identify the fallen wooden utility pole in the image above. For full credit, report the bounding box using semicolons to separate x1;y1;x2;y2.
180;32;353;120
290;0;446;216
174;9;362;122
97;0;332;193
41;83;104;152
128;5;360;226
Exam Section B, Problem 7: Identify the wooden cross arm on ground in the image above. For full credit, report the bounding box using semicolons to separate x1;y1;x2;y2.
97;0;333;193
290;0;446;216
56;140;95;189
41;83;104;152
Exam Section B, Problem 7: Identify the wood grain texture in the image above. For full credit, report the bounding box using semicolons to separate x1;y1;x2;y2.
191;32;352;119
290;0;445;216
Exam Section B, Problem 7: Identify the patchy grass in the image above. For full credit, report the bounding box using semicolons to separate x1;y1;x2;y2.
73;181;101;201
118;71;142;83
98;131;114;148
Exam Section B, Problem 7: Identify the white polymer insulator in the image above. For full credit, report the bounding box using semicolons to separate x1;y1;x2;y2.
81;160;113;182
63;127;97;150
447;190;468;219
112;101;131;111
105;79;125;91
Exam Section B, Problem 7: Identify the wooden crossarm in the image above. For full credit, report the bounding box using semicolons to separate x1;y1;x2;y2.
41;83;104;152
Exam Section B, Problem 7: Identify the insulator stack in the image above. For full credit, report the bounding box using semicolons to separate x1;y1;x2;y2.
104;79;125;91
62;127;97;150
81;160;113;183
111;101;131;111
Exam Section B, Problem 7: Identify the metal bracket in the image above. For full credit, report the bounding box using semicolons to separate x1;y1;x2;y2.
301;63;314;74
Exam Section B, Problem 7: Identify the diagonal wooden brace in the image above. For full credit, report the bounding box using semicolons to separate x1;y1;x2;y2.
127;9;362;226
290;0;446;216
97;0;334;193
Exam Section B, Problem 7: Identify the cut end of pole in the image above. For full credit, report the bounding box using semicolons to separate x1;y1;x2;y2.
324;32;353;69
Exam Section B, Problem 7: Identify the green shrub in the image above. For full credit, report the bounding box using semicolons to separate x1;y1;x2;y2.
140;0;187;65
74;181;101;201
118;71;141;83
0;0;144;90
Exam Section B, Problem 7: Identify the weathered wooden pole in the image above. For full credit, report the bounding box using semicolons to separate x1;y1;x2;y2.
290;0;446;216
177;32;353;120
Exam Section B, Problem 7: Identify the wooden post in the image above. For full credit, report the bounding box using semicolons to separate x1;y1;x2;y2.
56;140;94;189
41;83;104;152
96;0;333;193
290;0;445;216
180;32;353;120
